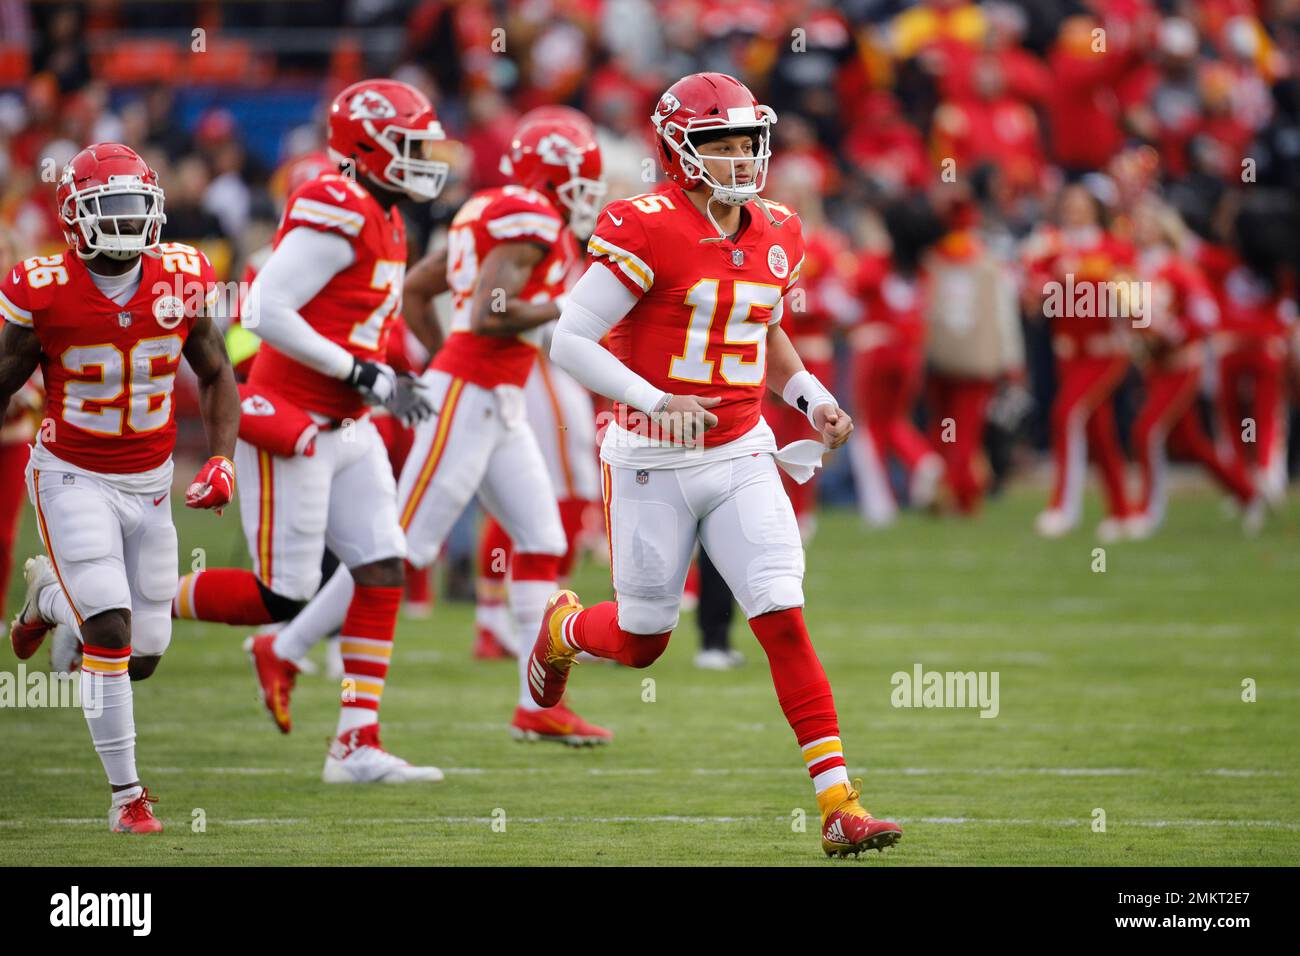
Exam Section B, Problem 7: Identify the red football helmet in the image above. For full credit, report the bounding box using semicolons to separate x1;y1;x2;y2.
503;109;606;237
328;78;449;201
651;72;776;207
56;143;166;260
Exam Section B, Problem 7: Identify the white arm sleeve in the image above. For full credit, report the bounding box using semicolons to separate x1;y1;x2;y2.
549;264;668;414
247;227;358;380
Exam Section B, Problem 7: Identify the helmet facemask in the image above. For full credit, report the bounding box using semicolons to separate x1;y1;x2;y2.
660;105;775;207
371;122;451;201
62;176;166;260
556;175;607;238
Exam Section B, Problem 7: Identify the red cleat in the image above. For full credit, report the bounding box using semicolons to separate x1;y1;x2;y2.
473;625;512;660
819;778;902;857
243;633;299;734
109;788;163;834
10;556;58;661
526;590;582;708
510;702;612;746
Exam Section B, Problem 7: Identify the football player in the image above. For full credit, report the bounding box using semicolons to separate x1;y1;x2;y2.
532;73;904;856
246;108;613;745
232;78;447;782
0;143;240;832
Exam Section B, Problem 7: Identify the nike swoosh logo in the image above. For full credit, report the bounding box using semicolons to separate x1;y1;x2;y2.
153;494;167;506
607;211;623;227
326;186;347;202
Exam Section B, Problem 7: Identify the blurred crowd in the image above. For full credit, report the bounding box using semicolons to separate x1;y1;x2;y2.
2;0;1299;532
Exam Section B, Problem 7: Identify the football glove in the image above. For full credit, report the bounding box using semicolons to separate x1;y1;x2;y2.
346;358;399;406
185;456;236;513
387;372;434;427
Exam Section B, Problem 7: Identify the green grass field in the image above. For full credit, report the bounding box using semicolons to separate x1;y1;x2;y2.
2;483;1298;866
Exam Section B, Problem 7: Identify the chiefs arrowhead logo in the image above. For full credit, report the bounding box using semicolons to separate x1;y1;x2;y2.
656;92;681;117
536;133;582;170
240;395;276;417
348;89;397;121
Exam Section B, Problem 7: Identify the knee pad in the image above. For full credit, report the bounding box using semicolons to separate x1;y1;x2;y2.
617;597;680;638
256;580;307;622
129;605;173;658
135;524;179;604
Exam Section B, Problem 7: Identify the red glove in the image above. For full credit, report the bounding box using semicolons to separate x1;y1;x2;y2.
186;456;236;513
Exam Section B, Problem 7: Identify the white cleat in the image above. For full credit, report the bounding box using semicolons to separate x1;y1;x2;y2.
49;624;82;674
321;725;444;784
1095;517;1125;543
10;556;58;660
694;648;745;670
1034;509;1075;538
909;454;945;509
1123;513;1156;541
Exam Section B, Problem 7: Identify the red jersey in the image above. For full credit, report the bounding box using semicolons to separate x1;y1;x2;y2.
433;185;576;389
1139;248;1218;347
247;174;407;420
1023;225;1137;354
0;244;217;473
588;182;806;447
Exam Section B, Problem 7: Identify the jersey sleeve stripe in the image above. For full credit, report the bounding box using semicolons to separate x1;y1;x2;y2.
587;235;653;292
288;198;365;237
0;290;32;327
486;213;561;242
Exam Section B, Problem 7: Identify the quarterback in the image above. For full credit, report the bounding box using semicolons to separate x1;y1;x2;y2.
532;73;903;856
0;143;240;832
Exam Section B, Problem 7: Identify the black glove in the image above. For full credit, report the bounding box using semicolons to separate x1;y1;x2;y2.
346;358;398;406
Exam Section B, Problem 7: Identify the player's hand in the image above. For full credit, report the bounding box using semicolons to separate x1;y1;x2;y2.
812;403;853;450
386;372;434;427
346;358;399;406
185;456;236;513
655;394;721;447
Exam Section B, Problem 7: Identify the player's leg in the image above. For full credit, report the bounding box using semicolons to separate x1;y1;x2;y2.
526;459;699;707
1085;366;1134;537
474;514;513;658
885;353;944;506
175;438;324;626
480;424;611;744
25;467;161;833
119;486;180;682
1251;347;1287;504
698;453;900;856
317;417;441;783
1170;398;1256;506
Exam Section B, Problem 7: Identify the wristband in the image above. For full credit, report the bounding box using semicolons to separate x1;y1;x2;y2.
783;370;837;428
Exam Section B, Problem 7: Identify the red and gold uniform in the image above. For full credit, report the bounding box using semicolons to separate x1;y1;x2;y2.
591;182;806;452
2;244;217;652
247;174;407;423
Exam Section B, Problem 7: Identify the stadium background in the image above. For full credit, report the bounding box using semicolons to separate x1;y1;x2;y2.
1;0;1299;866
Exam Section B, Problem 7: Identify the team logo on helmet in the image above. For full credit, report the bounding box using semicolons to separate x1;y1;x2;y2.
656;92;681;117
348;89;398;121
767;244;788;279
153;295;186;329
536;133;582;169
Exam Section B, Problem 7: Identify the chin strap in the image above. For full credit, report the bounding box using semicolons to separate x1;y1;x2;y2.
698;193;794;244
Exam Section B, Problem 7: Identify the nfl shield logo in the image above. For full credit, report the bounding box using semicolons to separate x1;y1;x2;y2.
731;249;744;267
635;469;649;485
117;311;132;328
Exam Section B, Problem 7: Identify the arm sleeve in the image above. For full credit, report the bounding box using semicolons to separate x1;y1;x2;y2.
549;264;667;415
247;227;357;379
